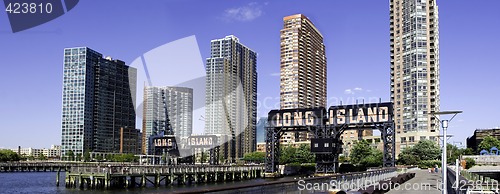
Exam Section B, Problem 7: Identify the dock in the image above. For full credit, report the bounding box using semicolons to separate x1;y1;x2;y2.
64;164;264;189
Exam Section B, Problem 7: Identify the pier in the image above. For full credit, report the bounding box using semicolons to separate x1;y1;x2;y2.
64;164;265;189
0;162;94;172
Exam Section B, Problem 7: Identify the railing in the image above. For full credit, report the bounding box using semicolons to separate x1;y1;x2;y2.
447;167;500;194
182;167;399;194
68;164;265;175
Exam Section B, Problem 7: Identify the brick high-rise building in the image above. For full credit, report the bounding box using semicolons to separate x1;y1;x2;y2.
279;14;327;142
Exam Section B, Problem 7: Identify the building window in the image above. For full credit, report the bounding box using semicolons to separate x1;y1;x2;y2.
314;143;318;148
420;136;426;140
324;143;329;147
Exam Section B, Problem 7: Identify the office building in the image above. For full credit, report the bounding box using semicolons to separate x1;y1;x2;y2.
142;86;193;154
120;127;142;154
205;35;257;162
61;47;137;157
280;14;327;142
390;0;440;152
12;145;61;159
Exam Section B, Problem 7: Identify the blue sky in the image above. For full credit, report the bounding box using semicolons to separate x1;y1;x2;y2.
0;0;499;148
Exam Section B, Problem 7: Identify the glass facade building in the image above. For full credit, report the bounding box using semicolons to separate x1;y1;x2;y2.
390;0;440;151
205;35;257;162
142;86;193;154
61;47;137;157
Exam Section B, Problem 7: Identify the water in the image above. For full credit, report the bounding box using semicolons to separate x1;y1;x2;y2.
0;172;298;194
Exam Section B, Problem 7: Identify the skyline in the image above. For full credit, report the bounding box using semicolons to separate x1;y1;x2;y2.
0;0;499;148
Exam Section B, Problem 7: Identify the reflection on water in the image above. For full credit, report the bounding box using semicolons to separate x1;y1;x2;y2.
0;172;300;194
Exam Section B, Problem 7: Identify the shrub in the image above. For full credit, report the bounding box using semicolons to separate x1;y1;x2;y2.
464;158;475;169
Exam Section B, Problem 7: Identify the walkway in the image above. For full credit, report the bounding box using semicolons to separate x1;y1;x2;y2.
386;169;441;194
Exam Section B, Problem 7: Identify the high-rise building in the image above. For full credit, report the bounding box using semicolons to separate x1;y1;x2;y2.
390;0;440;152
205;35;257;162
280;14;327;142
61;47;137;157
256;117;268;143
142;86;193;154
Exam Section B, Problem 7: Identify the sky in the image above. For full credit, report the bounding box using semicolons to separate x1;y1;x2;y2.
0;0;499;149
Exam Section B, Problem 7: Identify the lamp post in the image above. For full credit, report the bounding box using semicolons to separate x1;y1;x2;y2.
431;110;462;194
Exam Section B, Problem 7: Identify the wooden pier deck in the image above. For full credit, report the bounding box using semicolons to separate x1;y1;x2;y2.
64;164;265;189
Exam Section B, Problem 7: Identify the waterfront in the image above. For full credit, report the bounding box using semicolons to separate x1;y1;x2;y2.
0;172;294;194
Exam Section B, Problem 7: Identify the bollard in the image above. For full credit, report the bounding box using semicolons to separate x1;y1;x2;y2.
56;170;60;187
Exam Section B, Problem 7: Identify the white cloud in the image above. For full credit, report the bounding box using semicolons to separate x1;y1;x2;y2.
222;2;264;22
270;72;280;76
344;87;371;95
344;89;354;95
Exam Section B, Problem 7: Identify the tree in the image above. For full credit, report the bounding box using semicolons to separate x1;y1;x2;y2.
398;140;441;166
95;155;103;161
350;140;373;165
478;135;500;152
0;150;21;162
279;144;315;165
83;150;91;162
464;158;475;169
462;148;474;155
360;149;383;167
295;144;315;163
243;151;266;163
75;153;82;161
38;154;47;161
411;140;441;160
200;152;208;164
280;145;296;164
65;150;75;161
110;154;138;162
350;140;383;167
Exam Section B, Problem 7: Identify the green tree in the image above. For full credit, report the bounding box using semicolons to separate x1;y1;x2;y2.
75;153;82;161
398;140;441;166
95;155;103;161
360;149;383;167
478;135;500;152
83;150;91;162
38;154;47;161
464;158;475;169
0;150;21;162
462;148;474;155
200;152;209;164
295;144;315;163
243;151;266;163
350;140;374;165
65;150;75;161
110;154;138;162
279;145;296;164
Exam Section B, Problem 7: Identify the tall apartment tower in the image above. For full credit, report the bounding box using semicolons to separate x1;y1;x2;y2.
390;0;440;152
280;14;327;142
205;35;257;162
142;86;193;154
61;47;137;157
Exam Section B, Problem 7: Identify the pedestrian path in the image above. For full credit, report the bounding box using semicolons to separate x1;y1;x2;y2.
386;169;441;194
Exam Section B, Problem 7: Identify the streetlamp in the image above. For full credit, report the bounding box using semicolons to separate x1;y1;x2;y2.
431;110;462;194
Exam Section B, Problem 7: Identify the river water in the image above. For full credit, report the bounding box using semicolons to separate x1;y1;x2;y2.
0;172;303;194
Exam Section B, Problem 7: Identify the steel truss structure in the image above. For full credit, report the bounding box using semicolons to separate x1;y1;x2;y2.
265;107;395;174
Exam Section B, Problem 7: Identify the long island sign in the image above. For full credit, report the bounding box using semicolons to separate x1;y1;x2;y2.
268;102;393;127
